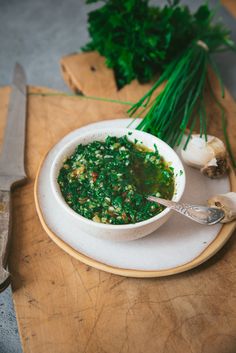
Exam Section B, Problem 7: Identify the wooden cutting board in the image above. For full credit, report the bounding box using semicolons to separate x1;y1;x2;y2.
1;71;235;353
2;2;236;350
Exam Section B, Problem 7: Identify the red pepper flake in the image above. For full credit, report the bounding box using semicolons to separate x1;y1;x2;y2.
122;212;127;220
92;172;98;182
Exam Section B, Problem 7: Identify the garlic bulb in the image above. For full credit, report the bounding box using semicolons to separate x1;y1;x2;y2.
181;134;228;178
208;192;236;223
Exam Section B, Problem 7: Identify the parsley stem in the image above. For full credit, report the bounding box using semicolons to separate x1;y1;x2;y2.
28;92;137;107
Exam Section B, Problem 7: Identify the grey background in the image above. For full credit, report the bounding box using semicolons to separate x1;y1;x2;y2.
0;1;235;352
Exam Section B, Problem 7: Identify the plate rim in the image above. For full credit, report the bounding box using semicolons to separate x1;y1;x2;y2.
34;125;236;278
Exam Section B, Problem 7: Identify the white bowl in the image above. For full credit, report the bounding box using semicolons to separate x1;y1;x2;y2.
50;128;186;241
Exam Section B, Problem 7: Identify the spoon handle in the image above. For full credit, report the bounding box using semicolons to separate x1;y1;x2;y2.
147;196;225;225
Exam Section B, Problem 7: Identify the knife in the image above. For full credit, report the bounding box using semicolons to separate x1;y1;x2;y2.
0;63;27;291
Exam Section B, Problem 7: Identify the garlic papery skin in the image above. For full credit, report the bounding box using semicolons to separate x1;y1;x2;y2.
207;137;226;158
207;192;236;223
181;134;228;178
201;157;228;179
181;135;214;168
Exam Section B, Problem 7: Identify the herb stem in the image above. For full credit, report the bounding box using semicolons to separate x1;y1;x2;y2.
28;92;138;107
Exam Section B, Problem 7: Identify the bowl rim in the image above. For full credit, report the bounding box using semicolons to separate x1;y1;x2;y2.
50;127;186;229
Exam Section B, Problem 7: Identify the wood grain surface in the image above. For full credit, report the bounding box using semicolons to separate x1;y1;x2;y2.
2;61;234;353
2;2;236;349
223;0;236;16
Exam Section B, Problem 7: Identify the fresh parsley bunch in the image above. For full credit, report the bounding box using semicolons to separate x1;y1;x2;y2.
83;0;223;88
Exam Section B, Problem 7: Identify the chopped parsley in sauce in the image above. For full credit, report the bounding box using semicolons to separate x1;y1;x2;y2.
57;136;175;225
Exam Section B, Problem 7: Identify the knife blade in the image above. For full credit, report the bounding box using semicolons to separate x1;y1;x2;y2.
0;63;27;291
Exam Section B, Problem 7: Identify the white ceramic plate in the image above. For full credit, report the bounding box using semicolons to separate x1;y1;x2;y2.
35;119;234;276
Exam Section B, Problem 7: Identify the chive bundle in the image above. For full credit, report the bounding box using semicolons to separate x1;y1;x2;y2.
128;42;208;146
128;39;236;167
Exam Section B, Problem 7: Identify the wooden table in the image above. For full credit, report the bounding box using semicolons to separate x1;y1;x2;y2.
1;1;236;352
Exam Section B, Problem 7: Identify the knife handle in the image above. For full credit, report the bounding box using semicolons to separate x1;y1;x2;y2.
0;190;11;291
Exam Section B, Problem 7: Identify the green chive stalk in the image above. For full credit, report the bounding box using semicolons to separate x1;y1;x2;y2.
128;39;236;167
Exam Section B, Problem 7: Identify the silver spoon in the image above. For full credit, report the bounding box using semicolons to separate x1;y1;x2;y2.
147;196;225;225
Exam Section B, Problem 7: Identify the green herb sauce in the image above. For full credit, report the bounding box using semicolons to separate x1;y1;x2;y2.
57;136;175;225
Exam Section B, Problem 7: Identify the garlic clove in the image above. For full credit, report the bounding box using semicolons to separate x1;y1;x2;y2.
201;157;229;179
181;136;214;168
207;192;236;223
207;136;226;158
181;134;228;178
